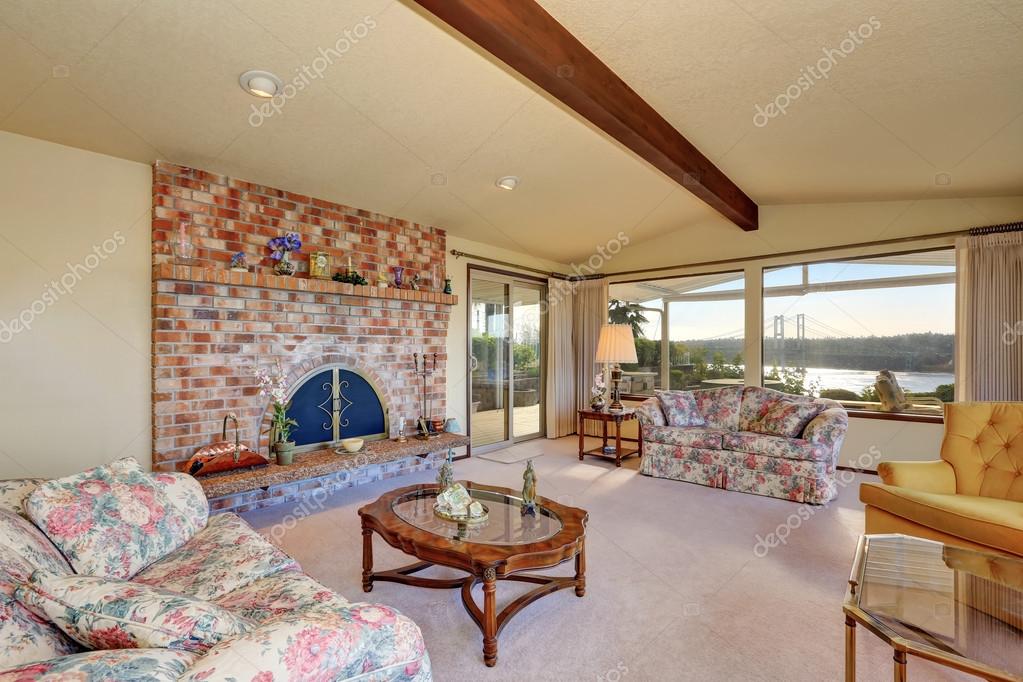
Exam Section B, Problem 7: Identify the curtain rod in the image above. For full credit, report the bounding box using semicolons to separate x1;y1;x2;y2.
451;220;1020;281
448;249;604;281
969;221;1023;235
604;228;972;278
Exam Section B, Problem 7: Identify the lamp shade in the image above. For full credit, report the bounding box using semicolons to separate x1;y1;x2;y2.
595;324;638;364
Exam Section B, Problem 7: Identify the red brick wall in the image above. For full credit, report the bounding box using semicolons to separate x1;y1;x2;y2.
152;160;446;281
151;163;452;472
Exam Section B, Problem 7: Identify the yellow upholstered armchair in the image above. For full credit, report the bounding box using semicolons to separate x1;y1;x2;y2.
860;402;1023;557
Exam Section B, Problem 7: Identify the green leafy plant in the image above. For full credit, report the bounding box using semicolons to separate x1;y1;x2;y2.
608;299;649;339
333;270;369;285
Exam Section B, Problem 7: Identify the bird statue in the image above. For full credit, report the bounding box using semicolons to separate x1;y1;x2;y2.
874;370;911;412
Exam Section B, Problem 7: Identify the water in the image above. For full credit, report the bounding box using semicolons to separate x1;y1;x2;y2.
800;367;953;393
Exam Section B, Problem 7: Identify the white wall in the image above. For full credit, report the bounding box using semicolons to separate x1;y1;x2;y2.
840;418;944;470
444;235;569;442
0;132;151;478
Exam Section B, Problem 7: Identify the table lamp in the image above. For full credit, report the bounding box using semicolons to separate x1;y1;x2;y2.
595;324;638;412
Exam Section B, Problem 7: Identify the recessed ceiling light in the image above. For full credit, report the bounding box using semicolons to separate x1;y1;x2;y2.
495;176;520;191
239;70;283;98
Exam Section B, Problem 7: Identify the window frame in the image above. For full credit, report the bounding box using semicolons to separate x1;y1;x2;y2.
612;246;955;423
611;268;746;399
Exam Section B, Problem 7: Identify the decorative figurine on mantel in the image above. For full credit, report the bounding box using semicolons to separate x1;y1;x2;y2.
410;273;421;291
521;459;538;515
229;251;250;272
377;272;389;288
443;276;452;295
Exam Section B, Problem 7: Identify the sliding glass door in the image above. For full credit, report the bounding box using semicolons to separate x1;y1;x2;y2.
469;270;546;451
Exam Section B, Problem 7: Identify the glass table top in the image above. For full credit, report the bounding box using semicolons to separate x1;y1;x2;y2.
391;486;562;546
851;535;1023;677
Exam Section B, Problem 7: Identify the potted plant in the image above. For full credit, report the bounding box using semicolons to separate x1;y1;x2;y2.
267;232;302;276
256;362;299;465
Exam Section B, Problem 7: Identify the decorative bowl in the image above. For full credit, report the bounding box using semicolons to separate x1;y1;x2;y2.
339;438;364;453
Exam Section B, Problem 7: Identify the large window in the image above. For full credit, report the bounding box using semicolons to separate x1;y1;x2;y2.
609;272;746;396
762;250;955;413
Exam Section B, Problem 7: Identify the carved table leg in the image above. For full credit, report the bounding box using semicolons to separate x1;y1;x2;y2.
575;539;586;597
615;418;623;467
893;650;906;682
362;526;374;593
578;414;584;460
482;567;498;667
844;615;855;682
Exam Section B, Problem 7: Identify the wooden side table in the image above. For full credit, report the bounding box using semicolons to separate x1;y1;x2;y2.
578;408;640;467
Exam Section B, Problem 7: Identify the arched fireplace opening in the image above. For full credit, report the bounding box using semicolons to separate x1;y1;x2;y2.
284;364;389;452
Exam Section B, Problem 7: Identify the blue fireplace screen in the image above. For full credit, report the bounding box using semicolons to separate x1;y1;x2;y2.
287;366;387;448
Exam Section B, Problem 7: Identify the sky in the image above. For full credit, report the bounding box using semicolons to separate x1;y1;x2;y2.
622;262;956;341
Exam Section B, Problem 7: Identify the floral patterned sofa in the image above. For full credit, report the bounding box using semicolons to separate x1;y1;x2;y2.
0;458;431;681
637;386;848;504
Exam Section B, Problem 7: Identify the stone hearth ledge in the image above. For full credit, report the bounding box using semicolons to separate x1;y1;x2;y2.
200;432;470;500
153;263;458;306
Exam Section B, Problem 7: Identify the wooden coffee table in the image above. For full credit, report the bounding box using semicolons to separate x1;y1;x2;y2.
358;482;588;667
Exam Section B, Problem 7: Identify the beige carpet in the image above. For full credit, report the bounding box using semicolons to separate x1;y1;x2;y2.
242;437;972;682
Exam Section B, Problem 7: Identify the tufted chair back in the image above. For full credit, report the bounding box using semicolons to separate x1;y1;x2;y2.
941;402;1023;501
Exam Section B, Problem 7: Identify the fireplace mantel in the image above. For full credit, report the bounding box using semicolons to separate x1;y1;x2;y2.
153;263;458;306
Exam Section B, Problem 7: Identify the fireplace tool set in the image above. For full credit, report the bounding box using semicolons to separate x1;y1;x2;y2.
413;352;441;440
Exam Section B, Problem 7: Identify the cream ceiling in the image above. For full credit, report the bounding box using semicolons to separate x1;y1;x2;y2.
1;0;1020;263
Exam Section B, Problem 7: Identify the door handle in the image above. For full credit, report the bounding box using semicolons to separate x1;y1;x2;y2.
470;355;479;372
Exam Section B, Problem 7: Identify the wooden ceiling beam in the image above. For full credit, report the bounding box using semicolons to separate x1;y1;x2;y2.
412;0;759;231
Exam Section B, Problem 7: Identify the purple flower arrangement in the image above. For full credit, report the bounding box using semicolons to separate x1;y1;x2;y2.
267;232;302;260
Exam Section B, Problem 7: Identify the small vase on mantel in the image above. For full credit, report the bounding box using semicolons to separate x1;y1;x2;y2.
274;252;296;276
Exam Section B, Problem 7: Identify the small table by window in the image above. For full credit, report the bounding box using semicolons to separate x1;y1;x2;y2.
843;534;1023;681
577;408;640;467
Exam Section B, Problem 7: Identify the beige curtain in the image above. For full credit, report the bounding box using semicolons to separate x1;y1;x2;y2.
956;231;1023;401
573;278;609;419
545;278;576;438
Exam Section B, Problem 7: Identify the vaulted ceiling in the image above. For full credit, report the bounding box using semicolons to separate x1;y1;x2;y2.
1;0;1020;262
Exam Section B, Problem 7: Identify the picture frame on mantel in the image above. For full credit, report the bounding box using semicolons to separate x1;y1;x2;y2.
309;251;331;279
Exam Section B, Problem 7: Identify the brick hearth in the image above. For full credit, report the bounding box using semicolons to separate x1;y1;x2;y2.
151;163;455;475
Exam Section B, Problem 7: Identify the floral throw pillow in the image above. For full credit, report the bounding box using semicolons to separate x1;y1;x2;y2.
23;458;207;579
655;391;706;428
0;479;44;518
749;401;822;439
15;572;251;654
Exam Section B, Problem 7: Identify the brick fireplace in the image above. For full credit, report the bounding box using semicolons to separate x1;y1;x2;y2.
151;162;456;476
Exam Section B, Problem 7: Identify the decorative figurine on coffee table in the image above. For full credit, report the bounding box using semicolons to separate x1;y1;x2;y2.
521;459;538;515
437;448;455;491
